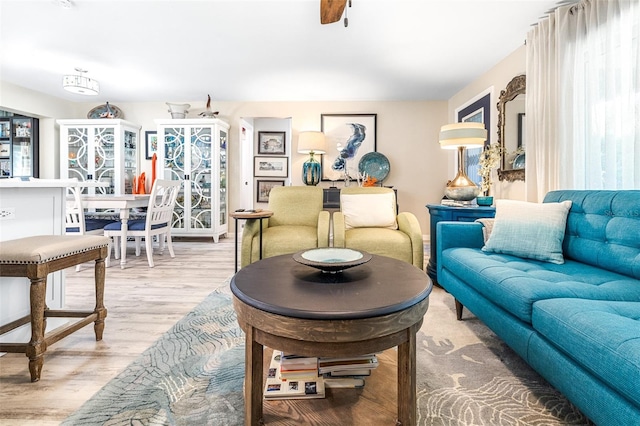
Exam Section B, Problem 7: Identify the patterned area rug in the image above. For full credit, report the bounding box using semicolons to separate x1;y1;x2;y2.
63;282;593;425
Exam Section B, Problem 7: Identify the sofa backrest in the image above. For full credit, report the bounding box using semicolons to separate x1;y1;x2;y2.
544;190;640;280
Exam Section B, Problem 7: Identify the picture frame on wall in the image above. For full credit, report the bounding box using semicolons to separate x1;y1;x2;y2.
256;179;284;203
254;156;288;178
320;113;377;181
145;131;158;160
456;90;491;187
258;131;286;155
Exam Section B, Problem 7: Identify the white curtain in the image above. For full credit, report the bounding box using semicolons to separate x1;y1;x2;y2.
525;0;639;201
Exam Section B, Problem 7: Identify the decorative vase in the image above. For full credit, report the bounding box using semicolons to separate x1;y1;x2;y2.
476;196;494;206
166;102;190;119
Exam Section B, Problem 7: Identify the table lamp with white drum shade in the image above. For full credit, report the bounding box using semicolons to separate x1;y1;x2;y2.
439;122;487;201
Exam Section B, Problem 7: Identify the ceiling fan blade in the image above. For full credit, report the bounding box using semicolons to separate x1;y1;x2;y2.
321;0;347;24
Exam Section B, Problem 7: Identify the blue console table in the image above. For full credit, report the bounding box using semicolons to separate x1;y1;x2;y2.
426;204;496;285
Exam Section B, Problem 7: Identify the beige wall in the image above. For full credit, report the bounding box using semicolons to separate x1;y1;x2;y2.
0;87;448;236
121;100;449;235
0;45;527;237
448;45;527;200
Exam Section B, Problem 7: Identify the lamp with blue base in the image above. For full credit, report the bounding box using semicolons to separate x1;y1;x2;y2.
298;131;327;186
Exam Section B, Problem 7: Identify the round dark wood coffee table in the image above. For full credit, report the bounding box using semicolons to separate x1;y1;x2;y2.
231;252;432;426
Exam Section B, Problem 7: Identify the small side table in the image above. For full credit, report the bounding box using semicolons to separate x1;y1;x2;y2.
426;204;496;286
230;210;273;273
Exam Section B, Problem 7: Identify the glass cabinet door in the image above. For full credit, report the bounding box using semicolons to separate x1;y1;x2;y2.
123;130;137;195
190;127;212;230
11;118;34;178
0;119;11;177
67;127;92;183
219;129;227;227
93;127;115;194
163;127;186;230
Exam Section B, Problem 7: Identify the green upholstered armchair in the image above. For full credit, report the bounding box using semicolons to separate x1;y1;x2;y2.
240;186;330;268
333;187;424;270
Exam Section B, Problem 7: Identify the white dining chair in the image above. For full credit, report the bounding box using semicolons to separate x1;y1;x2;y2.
103;179;182;268
65;179;116;271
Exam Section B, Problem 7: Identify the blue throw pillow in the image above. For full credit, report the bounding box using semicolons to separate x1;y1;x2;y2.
482;199;572;264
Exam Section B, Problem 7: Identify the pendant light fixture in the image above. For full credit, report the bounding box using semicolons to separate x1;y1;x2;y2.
62;68;99;96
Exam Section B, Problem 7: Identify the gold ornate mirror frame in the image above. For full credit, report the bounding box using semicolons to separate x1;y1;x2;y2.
497;74;526;182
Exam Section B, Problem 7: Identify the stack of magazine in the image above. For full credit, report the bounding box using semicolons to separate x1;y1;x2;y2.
263;351;380;399
263;351;325;400
318;354;379;389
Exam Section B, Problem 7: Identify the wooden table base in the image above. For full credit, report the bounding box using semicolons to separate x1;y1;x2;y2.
235;297;428;426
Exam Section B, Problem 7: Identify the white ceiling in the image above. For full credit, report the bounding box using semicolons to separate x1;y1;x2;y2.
0;0;557;103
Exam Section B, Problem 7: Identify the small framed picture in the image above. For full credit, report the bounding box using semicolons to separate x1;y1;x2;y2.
257;180;284;203
145;131;158;160
254;156;288;178
258;131;286;155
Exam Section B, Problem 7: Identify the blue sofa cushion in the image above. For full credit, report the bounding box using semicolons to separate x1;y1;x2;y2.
441;247;640;323
103;220;166;231
544;190;640;280
482;200;572;264
532;298;640;407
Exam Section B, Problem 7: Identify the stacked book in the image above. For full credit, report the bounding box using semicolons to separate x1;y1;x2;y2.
263;351;325;400
279;354;319;380
318;354;379;389
263;350;380;399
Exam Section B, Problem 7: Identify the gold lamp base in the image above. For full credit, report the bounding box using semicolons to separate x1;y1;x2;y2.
444;146;481;201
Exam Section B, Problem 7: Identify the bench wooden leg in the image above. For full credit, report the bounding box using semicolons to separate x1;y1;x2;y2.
27;277;47;382
94;257;107;340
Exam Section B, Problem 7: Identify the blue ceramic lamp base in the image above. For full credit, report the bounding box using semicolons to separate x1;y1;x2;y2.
302;159;321;186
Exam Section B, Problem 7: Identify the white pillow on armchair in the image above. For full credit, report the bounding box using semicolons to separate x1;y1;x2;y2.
341;192;398;230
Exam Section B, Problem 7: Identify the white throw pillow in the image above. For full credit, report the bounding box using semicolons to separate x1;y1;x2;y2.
341;192;398;230
482;199;572;264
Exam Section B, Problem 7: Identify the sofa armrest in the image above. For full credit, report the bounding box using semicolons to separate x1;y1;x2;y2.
240;218;270;268
333;212;346;248
436;221;485;252
317;211;331;248
397;212;424;270
436;221;484;281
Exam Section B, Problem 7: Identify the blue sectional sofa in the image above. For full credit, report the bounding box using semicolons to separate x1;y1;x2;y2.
436;190;640;425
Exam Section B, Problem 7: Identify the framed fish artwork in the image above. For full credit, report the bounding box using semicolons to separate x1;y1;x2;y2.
320;113;377;182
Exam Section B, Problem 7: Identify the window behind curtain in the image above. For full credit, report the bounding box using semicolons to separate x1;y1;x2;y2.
559;0;639;189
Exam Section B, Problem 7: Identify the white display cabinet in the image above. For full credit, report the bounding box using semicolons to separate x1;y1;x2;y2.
58;119;140;195
155;118;229;242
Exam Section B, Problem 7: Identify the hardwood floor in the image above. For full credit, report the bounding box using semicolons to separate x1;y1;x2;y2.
0;237;236;425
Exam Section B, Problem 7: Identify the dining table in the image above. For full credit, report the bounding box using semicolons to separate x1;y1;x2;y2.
80;194;151;269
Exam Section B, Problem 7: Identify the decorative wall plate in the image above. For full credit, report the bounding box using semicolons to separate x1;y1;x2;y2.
87;103;124;119
358;152;390;183
293;248;372;273
513;153;525;169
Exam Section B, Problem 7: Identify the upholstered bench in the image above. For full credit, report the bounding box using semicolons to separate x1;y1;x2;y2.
0;235;110;382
